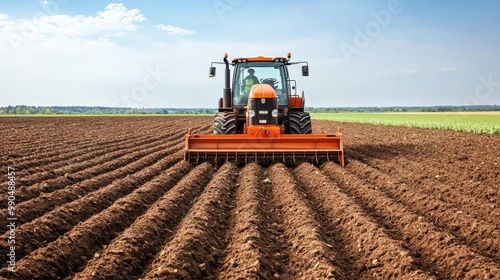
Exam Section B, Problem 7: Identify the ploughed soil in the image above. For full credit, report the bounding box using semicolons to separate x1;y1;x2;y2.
0;116;498;279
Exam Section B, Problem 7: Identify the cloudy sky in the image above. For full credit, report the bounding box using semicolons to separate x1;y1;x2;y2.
1;0;499;108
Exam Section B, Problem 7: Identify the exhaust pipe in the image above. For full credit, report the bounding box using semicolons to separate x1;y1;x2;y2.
223;53;231;108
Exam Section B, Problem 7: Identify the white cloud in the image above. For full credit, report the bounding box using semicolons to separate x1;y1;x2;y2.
374;70;393;76
431;67;456;72
399;67;456;75
0;3;145;43
95;3;146;31
402;69;423;75
375;67;455;76
0;14;13;26
155;24;195;35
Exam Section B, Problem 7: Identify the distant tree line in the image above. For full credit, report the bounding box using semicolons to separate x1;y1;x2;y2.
0;106;217;115
0;105;499;115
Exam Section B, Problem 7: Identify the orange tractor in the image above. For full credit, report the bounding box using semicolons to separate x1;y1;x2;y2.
184;53;344;166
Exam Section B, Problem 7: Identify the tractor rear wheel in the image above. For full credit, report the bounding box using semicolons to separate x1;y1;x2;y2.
288;111;312;134
214;112;237;134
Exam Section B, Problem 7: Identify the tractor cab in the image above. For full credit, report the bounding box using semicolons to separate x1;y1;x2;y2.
232;61;289;107
228;55;305;132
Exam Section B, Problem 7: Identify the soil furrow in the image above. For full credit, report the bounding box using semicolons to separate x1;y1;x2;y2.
322;161;500;279
267;163;349;279
294;162;433;279
73;162;215;280
5;121;207;189
1;131;189;204
0;160;193;280
2;117;143;156
15;132;166;184
13;129;143;175
218;163;287;279
349;149;500;227
140;162;238;279
14;121;207;179
0;143;184;225
0;151;183;265
347;158;500;261
352;144;500;205
14;137;161;189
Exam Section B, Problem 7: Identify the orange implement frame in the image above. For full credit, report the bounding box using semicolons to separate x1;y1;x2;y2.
184;129;344;166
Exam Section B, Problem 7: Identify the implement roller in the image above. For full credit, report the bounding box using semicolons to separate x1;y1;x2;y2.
184;53;344;166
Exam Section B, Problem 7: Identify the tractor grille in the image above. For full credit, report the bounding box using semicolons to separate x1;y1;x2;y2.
249;98;277;125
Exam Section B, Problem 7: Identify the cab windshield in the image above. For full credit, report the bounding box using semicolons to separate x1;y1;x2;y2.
233;62;288;106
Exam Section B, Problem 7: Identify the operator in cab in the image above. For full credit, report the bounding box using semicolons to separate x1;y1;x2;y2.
243;68;260;93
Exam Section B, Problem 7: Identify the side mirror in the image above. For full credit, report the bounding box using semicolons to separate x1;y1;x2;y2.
209;66;216;77
301;65;309;76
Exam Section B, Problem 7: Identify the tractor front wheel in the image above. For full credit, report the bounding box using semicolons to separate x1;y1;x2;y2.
288;111;312;134
214;112;237;134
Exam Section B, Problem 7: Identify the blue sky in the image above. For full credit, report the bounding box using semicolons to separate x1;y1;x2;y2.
1;0;499;108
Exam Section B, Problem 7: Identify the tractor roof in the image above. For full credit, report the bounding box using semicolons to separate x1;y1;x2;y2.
231;56;289;64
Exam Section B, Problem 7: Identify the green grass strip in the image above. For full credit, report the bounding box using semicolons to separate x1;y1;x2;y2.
312;113;500;134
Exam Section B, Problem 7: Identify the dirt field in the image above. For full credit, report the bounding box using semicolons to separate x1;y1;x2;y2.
0;116;498;279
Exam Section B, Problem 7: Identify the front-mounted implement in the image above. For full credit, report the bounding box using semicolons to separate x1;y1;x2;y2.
184;53;344;166
185;128;344;165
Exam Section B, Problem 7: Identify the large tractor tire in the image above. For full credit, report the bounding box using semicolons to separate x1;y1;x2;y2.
288;111;312;134
214;112;237;134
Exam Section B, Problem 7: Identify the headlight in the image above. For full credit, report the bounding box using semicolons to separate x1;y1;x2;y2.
272;109;278;117
249;110;255;117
